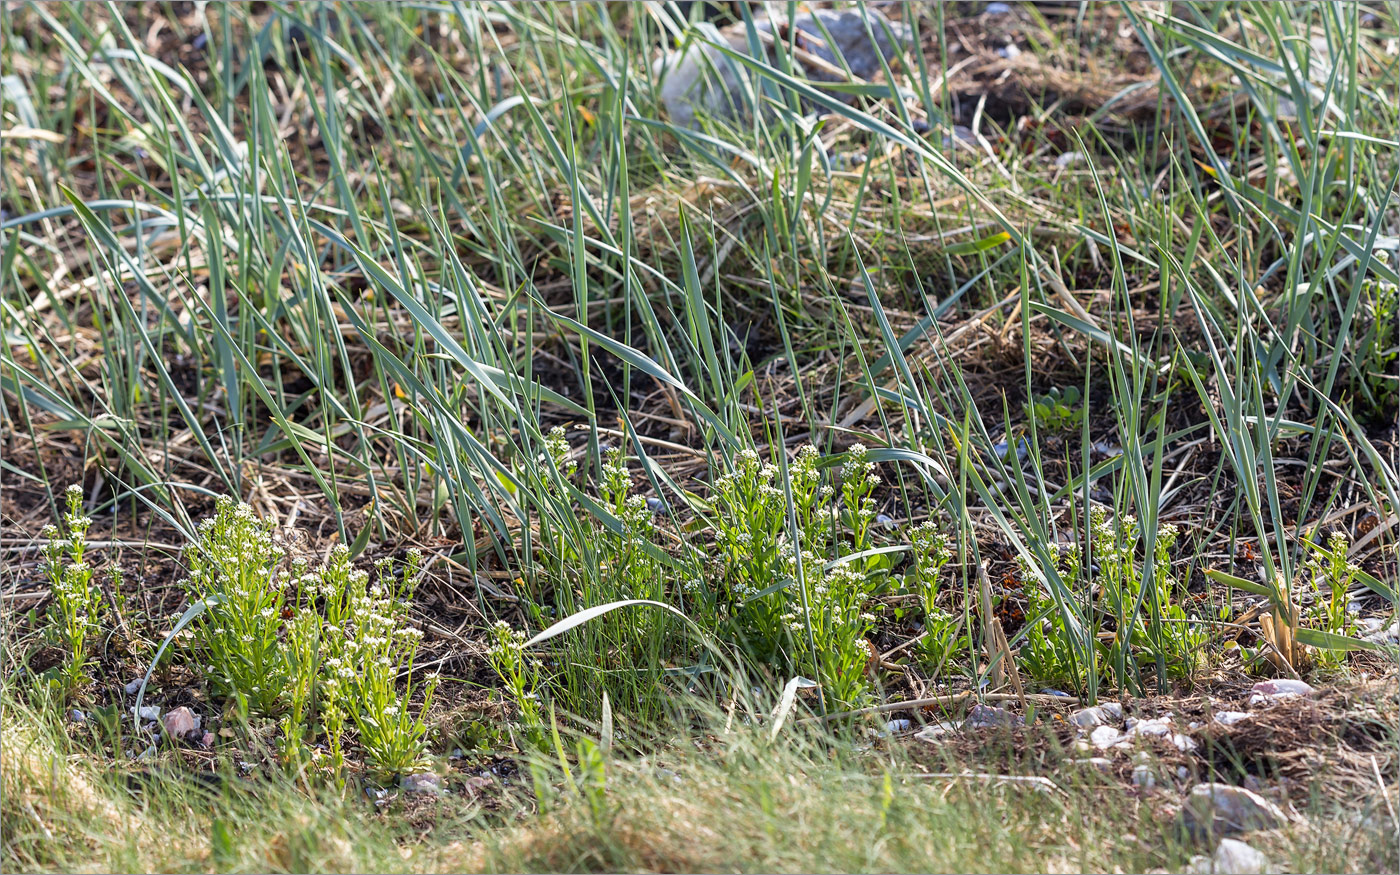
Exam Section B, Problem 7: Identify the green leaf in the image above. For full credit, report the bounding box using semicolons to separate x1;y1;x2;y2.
1295;627;1395;654
1205;569;1278;599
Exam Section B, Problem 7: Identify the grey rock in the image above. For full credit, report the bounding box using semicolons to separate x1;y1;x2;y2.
1069;706;1108;728
1132;764;1156;789
399;772;443;794
963;703;1023;729
1055;150;1086;169
655;767;683;784
1090;725;1124;749
1361;618;1399;644
131;705;160;722
1183;783;1289;837
985;2;1013;13
1128;716;1173;738
1170;733;1199;752
69;709;87;725
1067;756;1114;772
656;9;912;129
1187;838;1270;874
124;678;147;695
1069;703;1123;728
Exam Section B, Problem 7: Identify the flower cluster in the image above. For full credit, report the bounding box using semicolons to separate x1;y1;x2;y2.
486;620;545;749
709;443;891;708
180;500;435;777
40;484;107;694
183;496;288;715
840;444;880;551
908;522;959;666
1303;532;1360;669
544;426;577;480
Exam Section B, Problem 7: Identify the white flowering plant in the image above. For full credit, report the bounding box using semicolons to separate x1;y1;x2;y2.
711;446;803;662
1092;511;1205;682
180;499;437;778
711;443;889;710
908;522;963;669
838;444;880;554
1302;532;1361;669
343;551;438;776
1016;510;1206;690
1015;543;1090;689
183;497;289;715
39;484;107;695
486;620;546;751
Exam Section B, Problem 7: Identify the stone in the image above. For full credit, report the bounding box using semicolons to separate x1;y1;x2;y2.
399;772;443;795
1132;764;1156;789
985;2;1012;14
161;706;201;739
656;8;912;129
1182;783;1289;837
1069;706;1114;728
964;703;1023;729
915;721;960;742
1361;619;1399;644
1171;733;1198;752
1128;716;1173;738
1187;838;1271;874
124;678;147;695
68;709;87;725
132;705;160;722
461;775;494;796
1248;679;1315;706
1090;725;1124;749
1068;757;1114;772
1214;711;1250;727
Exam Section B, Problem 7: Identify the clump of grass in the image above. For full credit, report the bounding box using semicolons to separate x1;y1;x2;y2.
1348;274;1399;420
11;677;1394;875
